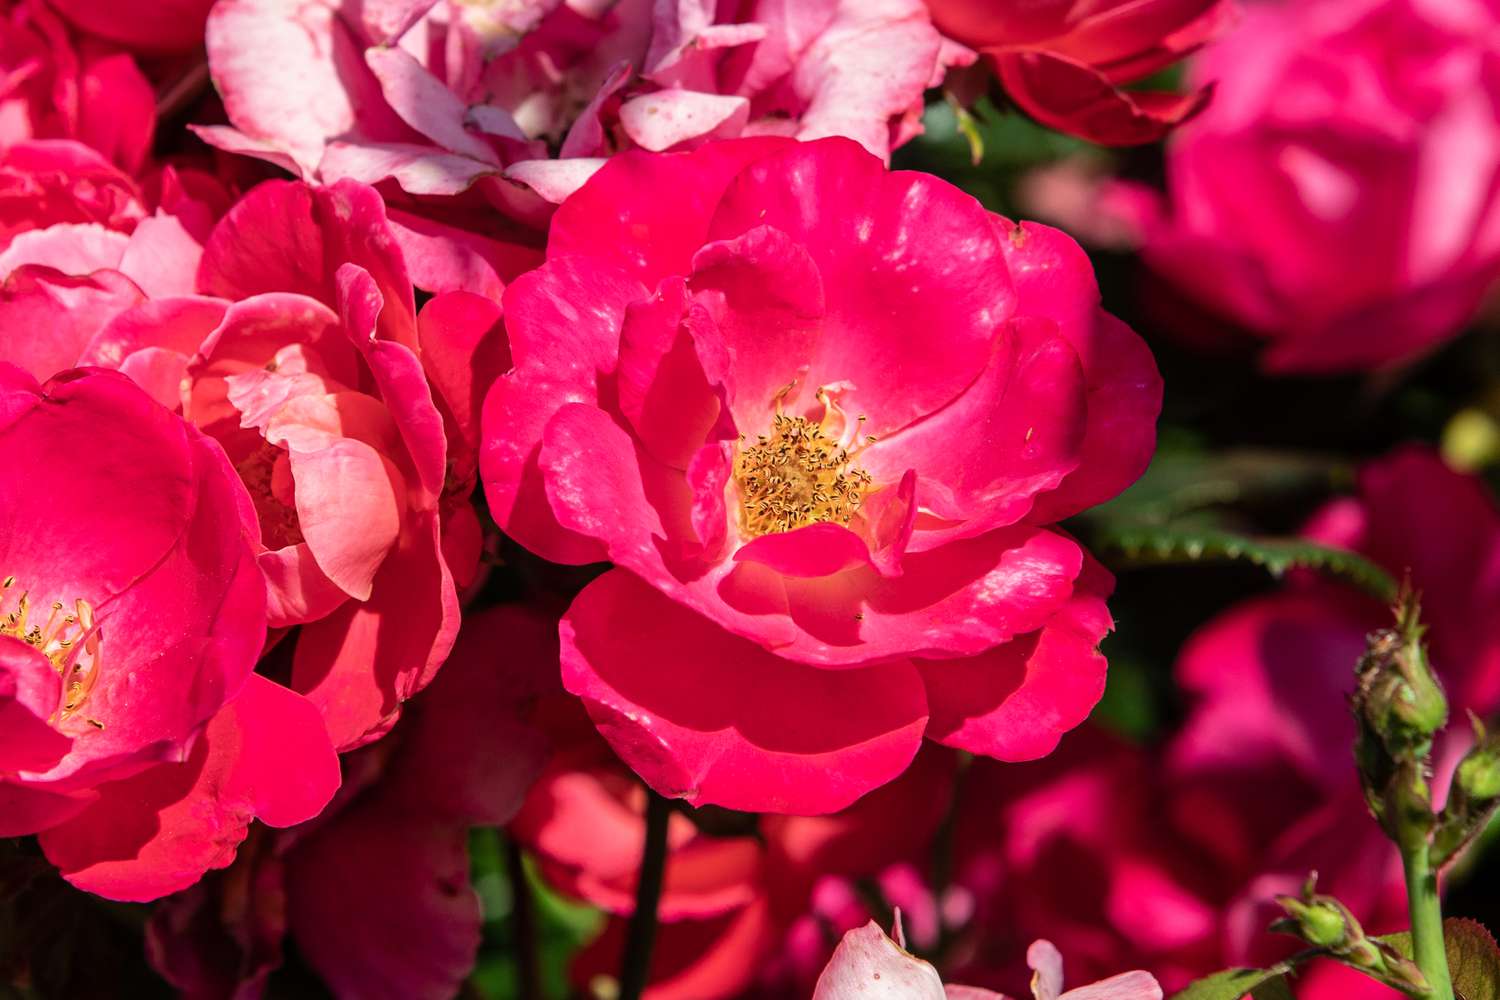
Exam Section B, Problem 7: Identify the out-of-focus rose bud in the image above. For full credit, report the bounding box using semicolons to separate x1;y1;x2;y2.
1355;606;1448;763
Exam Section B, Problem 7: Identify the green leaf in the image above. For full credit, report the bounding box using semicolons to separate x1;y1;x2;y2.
1251;978;1298;1000
1092;523;1397;601
1382;918;1500;1000
1171;967;1297;1000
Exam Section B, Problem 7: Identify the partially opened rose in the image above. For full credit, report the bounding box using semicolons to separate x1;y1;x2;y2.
185;179;467;750
3;177;483;751
1121;0;1500;372
925;0;1235;145
0;365;338;901
480;136;1161;812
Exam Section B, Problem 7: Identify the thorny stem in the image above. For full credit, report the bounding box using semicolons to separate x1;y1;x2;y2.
618;788;671;1000
1401;842;1453;1000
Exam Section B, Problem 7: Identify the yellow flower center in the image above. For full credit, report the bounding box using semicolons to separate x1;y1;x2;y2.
1;575;105;729
733;390;876;537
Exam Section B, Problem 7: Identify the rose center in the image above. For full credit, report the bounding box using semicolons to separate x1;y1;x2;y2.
734;411;873;537
1;575;105;728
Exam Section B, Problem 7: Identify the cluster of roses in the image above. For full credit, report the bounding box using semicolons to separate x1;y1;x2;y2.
5;0;1500;997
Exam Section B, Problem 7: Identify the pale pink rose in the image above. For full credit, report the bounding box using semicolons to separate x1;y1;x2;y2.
814;918;1162;1000
199;0;970;226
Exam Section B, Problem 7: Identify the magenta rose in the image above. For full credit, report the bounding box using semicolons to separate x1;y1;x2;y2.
478;136;1161;813
925;0;1235;146
198;0;967;226
1123;0;1500;372
2;176;495;751
183;178;478;750
0;365;338;901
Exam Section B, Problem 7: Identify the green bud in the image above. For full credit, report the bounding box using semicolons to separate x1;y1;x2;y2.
1431;719;1500;868
1275;893;1351;949
1352;592;1447;848
1271;874;1433;994
1354;624;1448;755
1455;733;1500;802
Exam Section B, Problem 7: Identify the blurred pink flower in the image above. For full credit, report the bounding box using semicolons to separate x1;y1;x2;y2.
198;0;967;227
0;365;337;901
814;918;1162;1000
1123;0;1500;372
925;0;1235;146
0;0;155;173
511;722;958;1000
948;447;1500;999
478;135;1160;813
148;604;557;997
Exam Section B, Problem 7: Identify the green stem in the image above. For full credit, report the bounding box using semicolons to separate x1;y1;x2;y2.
1402;844;1453;1000
617;789;671;1000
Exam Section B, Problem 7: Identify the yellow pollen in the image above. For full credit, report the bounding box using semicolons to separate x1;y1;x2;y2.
733;396;876;537
0;576;105;728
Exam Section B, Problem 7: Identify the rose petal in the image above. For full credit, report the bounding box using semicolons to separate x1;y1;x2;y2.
562;569;928;814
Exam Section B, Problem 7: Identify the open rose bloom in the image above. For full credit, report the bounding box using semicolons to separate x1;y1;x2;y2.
13;0;1500;995
1;366;337;901
481;135;1160;813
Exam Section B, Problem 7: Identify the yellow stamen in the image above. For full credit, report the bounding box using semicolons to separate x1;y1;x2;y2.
0;577;104;727
733;389;877;537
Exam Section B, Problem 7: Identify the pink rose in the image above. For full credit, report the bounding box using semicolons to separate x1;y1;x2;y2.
3;175;496;750
198;0;968;227
0;365;338;901
949;448;1500;998
1126;0;1500;372
478;136;1160;813
0;0;155;173
146;604;559;997
185;178;475;750
925;0;1235;145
